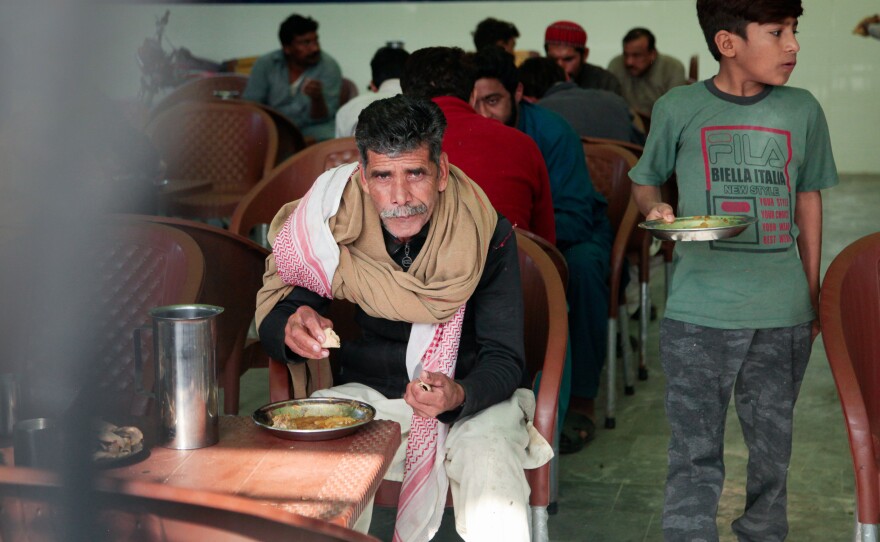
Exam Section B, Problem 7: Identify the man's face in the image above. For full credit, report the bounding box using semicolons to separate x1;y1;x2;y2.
732;18;800;88
471;77;516;126
623;36;657;77
283;31;321;66
546;44;586;80
359;145;449;242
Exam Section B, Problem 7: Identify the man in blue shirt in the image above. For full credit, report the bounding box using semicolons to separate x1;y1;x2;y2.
243;14;342;142
471;46;613;452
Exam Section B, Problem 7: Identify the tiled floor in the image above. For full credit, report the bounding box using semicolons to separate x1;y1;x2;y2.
237;174;879;541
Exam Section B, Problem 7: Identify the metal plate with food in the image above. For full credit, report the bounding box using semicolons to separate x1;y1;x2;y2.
93;421;149;468
252;398;376;441
639;215;758;242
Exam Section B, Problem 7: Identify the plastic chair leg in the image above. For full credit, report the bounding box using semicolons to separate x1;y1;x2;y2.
855;521;878;542
638;280;650;381
605;317;617;429
530;505;550;542
619;305;635;396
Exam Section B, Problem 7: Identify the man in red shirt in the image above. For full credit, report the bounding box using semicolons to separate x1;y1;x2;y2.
401;46;556;244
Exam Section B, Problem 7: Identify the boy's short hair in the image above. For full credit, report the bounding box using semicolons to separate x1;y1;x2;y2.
696;0;803;61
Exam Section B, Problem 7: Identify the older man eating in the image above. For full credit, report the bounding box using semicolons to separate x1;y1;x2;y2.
256;95;552;542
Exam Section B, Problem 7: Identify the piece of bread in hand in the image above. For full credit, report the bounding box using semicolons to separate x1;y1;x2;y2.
321;327;340;348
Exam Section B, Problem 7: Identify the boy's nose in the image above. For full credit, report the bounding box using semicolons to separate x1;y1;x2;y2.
786;35;801;53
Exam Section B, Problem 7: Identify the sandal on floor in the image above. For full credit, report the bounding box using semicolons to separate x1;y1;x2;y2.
560;413;596;454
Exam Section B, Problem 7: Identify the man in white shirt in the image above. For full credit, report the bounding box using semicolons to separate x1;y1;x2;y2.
335;46;409;137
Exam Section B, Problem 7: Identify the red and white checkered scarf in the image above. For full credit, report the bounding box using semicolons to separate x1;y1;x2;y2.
263;161;495;541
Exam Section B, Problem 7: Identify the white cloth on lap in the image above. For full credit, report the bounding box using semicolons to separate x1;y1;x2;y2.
312;383;553;541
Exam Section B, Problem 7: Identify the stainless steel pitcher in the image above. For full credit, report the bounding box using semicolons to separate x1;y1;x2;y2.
136;304;223;450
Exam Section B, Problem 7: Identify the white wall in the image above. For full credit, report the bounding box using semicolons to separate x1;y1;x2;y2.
100;0;880;174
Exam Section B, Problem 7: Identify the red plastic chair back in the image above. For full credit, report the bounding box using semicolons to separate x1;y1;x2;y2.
230;137;359;243
148;74;250;121
92;222;204;415
820;232;880;525
128;216;270;414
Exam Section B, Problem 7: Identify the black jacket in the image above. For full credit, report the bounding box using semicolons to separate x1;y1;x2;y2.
258;215;527;424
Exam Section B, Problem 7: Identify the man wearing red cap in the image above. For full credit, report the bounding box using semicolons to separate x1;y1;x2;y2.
544;20;623;96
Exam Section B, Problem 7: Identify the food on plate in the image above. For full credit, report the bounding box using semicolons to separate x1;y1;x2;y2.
321;327;340;348
271;412;358;430
93;421;144;461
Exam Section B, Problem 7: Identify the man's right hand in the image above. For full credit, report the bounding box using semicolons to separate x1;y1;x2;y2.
301;78;324;99
284;306;333;359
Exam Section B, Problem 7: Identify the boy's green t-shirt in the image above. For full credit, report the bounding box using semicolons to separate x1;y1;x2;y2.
630;79;839;329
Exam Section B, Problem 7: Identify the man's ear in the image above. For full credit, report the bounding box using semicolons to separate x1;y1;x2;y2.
358;162;370;191
715;30;738;59
514;82;524;104
583;46;590;62
437;152;449;192
368;80;378;93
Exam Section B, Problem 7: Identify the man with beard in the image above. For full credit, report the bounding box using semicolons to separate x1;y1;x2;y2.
243;14;342;141
607;27;687;114
471;46;612;452
402;46;556;244
544;20;622;96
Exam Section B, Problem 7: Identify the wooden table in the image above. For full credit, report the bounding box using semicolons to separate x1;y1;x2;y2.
1;416;400;529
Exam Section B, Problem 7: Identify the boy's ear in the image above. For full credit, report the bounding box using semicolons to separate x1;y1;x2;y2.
715;30;738;59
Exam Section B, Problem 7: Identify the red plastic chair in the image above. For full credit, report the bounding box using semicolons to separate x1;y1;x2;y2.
820;232;880;541
128;216;270;414
0;466;379;541
230;137;360;245
583;142;643;428
148;74;250;121
52;222;205;418
340;77;359;106
146;100;278;220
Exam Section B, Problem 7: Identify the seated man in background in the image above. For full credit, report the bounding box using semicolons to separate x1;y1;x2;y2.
607;27;687;114
472;46;612;451
335;45;409;137
519;56;645;145
402;46;556;244
256;95;552;541
544;20;622;96
243;14;341;142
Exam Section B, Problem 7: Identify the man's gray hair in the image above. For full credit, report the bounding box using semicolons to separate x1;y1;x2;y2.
354;95;447;168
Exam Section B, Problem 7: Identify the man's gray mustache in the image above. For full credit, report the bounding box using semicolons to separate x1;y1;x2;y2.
380;204;428;219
